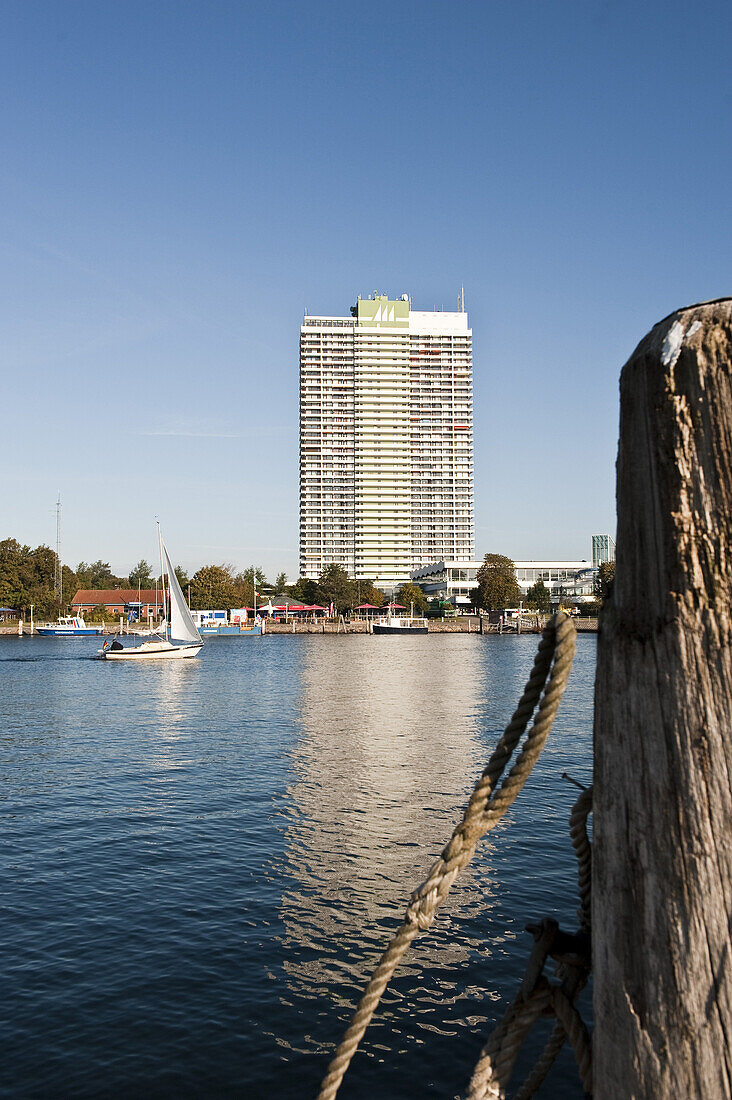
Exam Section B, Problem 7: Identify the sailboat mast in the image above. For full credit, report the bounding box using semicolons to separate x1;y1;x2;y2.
157;521;167;639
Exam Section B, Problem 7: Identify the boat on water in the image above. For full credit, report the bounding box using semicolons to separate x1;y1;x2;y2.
192;609;263;636
198;622;262;636
372;611;429;635
37;614;103;637
99;529;203;661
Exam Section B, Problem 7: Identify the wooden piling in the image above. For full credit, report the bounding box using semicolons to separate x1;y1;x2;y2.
594;298;732;1097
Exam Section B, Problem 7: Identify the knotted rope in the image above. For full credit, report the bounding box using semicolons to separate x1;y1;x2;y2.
317;611;577;1100
468;785;594;1099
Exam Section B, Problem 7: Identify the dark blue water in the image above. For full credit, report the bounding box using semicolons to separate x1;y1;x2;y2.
1;633;594;1099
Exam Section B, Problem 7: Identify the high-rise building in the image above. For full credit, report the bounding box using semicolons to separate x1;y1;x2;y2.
299;294;474;589
592;533;616;568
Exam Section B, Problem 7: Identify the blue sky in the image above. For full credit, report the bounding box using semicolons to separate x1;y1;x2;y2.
2;0;730;579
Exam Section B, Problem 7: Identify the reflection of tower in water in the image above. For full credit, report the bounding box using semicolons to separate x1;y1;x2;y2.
277;636;502;1051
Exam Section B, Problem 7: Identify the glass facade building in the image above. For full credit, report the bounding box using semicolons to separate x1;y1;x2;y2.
592;534;616;569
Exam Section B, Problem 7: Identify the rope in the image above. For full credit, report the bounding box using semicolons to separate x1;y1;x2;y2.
316;612;577;1100
551;985;593;1093
569;787;593;933
466;983;553;1100
469;787;594;1100
511;962;589;1100
468;981;592;1100
512;1020;567;1100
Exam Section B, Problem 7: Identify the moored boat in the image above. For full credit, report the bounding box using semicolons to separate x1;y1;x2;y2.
372;614;429;635
37;615;103;637
198;622;262;636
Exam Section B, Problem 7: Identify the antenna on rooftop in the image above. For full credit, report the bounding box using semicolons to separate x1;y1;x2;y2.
460;285;465;313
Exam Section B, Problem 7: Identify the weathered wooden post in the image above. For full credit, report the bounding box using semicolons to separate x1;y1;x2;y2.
594;298;732;1097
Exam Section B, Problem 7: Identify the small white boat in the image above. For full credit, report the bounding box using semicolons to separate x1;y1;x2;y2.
99;529;203;661
100;636;202;660
372;612;429;635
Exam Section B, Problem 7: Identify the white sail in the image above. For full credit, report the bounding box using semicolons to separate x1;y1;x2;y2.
163;543;201;644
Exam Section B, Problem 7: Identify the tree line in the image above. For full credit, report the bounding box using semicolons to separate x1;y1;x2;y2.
0;541;394;618
1;537;613;620
186;563;391;615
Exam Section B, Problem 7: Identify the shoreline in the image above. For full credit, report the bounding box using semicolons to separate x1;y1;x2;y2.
0;617;599;637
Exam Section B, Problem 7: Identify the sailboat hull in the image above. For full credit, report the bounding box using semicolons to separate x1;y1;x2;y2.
100;640;203;661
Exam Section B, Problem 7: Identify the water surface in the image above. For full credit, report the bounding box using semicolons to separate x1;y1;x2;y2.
1;632;594;1098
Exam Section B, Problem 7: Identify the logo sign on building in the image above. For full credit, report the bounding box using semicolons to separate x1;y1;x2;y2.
356;295;409;328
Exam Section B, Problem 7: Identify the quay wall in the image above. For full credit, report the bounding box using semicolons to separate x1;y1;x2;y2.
263;618;485;634
0;616;599;637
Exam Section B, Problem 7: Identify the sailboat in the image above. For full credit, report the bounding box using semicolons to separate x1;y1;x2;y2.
99;528;203;661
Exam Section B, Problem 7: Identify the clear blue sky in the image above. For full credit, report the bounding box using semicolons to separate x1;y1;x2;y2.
2;0;730;578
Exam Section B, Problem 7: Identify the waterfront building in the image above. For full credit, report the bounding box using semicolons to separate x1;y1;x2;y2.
299;294;474;590
592;533;616;568
514;560;596;603
411;556;596;608
410;560;481;609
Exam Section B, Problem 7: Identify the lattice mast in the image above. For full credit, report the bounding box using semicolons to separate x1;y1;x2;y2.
55;494;62;608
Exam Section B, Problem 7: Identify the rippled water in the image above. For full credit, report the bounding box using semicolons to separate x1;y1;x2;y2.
1;632;594;1098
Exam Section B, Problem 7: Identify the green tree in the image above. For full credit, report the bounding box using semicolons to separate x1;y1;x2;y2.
475;553;522;611
129;559;154;588
85;603;110;623
524;579;551;612
174;565;190;591
190;564;237;609
0;539;64;616
90;561;114;588
351;578;386;608
273;571;288;593
242;565;267;591
26;545;57;615
61;564;78;608
76;560;118;589
0;539;24;607
316;563;355;614
394;581;429;614
288;576;319;604
231;572;255;607
595;560;616;600
75;561;92;588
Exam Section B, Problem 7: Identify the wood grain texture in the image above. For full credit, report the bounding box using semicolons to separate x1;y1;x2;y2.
594;299;732;1097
